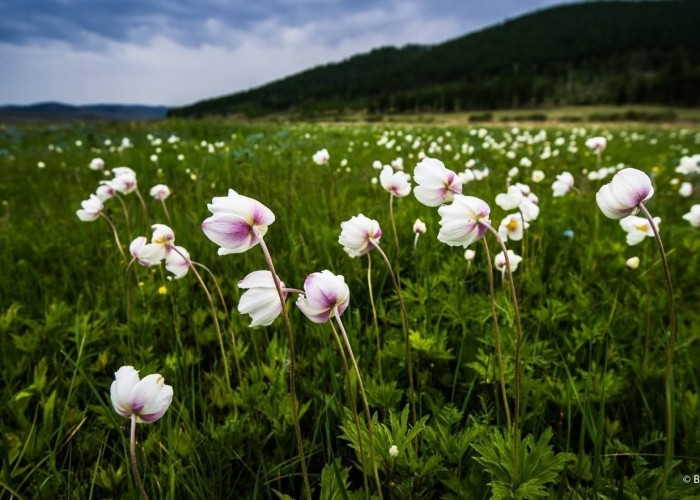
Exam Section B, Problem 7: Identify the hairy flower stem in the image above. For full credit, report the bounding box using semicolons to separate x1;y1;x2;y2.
256;235;312;500
174;249;236;387
329;320;371;499
375;244;417;425
160;199;172;226
638;203;676;494
367;254;383;384
191;260;242;385
115;194;132;241
130;415;149;500
481;238;512;430
134;188;151;226
100;213;127;262
334;310;384;500
485;224;524;470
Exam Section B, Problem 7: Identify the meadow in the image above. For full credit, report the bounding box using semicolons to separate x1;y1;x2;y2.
0;120;699;499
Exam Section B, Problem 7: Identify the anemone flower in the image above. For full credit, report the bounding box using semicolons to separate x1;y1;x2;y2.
413;157;463;207
498;213;529;242
620;215;661;246
296;270;349;323
380;165;411;197
552;172;574;197
682;204;700;227
338;214;382;257
312;148;330;165
596;168;654;219
437;195;491;247
76;194;104;221
89;158;105;171
202;189;275;254
149;184;171;201
237;270;287;327
494;250;523;275
585;136;607;154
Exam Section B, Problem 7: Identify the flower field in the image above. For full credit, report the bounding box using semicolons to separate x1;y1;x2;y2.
1;120;699;499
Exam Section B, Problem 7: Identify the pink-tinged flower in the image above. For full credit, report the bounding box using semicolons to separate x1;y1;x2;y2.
498;213;529;241
626;256;640;270
380;165;411;197
296;270;350;323
552;172;574;197
149;184;171;201
76;194;104;221
596;168;654;219
202;189;275;255
413;157;463;207
339;214;382;257
110;366;173;423
312;148;330;165
129;236;151;266
620;215;660;246
140;224;175;264
165;246;190;279
96;182;116;201
413;218;426;235
437;195;491;247
495;250;523;274
111;167;137;194
682;204;700;227
237;270;287;327
585;137;607;153
89;158;105;171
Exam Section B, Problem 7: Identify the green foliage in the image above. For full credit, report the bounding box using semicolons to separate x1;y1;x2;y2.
472;428;574;499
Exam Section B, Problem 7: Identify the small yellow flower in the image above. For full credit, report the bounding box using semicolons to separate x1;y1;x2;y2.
158;286;168;295
138;282;145;287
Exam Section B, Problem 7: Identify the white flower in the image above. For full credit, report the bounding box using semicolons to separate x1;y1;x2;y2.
96;182;116;201
413;157;463;207
495;186;523;211
165;246;190;279
237;270;286;327
552;172;574;197
498;213;529;241
389;445;399;458
620;215;660;246
296;270;350;323
437;195;491;247
626;256;640;270
372;160;383;170
464;248;476;261
339;214;382;257
494;250;523;274
76;194;103;221
679;182;693;198
596;168;654;219
380;165;411;197
585;136;607;153
312;148;330;165
110;366;173;423
149;184;171;201
89;158;105;171
531;170;545;183
413;218;427;234
682;204;700;227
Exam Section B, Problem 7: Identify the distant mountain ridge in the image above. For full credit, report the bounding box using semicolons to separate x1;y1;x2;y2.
0;102;168;123
169;0;700;118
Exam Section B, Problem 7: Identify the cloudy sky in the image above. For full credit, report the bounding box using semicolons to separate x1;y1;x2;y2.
0;0;579;106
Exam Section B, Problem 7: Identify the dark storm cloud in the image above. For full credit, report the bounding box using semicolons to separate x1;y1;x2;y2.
0;0;577;49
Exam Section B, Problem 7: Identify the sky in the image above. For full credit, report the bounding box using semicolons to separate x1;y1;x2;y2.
0;0;580;107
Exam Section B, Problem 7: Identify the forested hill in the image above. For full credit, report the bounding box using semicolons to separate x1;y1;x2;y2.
169;1;700;118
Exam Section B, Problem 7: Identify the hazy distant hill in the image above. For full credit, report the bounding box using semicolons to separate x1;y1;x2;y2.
0;103;168;123
170;0;700;118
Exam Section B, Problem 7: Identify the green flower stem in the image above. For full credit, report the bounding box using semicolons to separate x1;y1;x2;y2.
130;415;149;500
334;309;384;500
481;238;512;430
329;320;371;499
638;203;676;495
100;213;127;262
256;235;312;500
374;244;417;425
367;254;383;384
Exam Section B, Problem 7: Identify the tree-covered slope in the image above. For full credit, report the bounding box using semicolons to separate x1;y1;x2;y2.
169;1;700;118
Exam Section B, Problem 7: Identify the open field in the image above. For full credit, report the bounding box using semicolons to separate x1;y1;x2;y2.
1;120;699;498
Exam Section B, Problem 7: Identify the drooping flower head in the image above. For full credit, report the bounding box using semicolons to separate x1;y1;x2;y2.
495;250;523;275
585;137;607;154
111;167;138;194
149;184;171;201
96;181;116;201
202;189;275;255
437;195;491;247
413;157;463;207
165;246;191;279
76;194;104;221
110;366;173;423
296;270;350;323
237;270;287;327
552;172;574;197
129;236;150;266
596;168;654;219
619;215;660;246
339;214;382;257
380;165;411;197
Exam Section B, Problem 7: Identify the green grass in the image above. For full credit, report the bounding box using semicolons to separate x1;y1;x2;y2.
1;120;699;498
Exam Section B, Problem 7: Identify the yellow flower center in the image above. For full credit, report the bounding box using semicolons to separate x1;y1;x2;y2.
506;219;519;232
